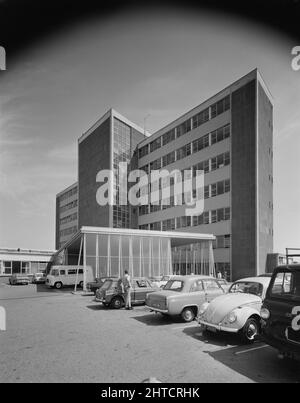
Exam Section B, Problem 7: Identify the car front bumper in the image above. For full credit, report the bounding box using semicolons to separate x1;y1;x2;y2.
95;297;106;303
199;319;239;333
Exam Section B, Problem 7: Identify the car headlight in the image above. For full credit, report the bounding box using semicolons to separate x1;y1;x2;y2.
228;310;238;323
198;302;210;316
260;308;270;320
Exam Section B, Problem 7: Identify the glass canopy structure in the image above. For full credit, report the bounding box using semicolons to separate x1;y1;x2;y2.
49;226;215;290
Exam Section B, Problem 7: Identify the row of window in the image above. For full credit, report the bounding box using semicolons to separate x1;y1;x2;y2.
141;123;230;172
59;186;78;204
139;207;230;231
59;225;78;238
138;178;230;216
59;212;78;226
60;199;78;214
139;151;230;198
2;260;48;275
213;235;231;249
138;96;230;158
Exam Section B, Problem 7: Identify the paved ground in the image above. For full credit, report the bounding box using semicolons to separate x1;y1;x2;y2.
0;282;299;383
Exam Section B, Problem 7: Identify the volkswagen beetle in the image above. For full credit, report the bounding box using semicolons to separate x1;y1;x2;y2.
197;276;271;343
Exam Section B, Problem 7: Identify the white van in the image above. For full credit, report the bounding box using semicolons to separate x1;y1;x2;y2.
46;265;94;289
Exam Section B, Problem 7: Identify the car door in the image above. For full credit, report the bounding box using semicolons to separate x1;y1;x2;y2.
59;269;67;285
203;279;224;302
264;269;300;345
133;279;149;302
189;279;206;306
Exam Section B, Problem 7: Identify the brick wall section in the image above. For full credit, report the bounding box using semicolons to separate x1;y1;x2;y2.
78;117;111;228
231;79;257;280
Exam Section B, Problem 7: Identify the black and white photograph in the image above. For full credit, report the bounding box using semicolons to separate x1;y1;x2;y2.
0;0;300;389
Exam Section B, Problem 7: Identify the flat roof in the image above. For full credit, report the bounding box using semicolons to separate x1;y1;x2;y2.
56;181;78;198
56;226;215;255
78;109;151;145
0;247;56;255
138;68;273;147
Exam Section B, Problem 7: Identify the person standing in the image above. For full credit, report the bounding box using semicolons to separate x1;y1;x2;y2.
122;270;133;310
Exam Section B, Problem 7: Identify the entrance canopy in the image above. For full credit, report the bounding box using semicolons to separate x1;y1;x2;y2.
50;226;215;290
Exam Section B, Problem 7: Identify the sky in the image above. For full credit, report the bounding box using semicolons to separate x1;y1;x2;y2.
0;6;300;252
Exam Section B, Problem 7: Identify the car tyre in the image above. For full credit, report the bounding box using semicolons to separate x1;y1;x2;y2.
78;281;84;288
241;317;260;343
54;282;63;289
110;297;123;309
181;307;196;322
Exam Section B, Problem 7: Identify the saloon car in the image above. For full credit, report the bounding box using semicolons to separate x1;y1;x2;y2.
95;277;158;308
145;275;225;322
87;277;117;294
198;276;271;343
9;274;30;285
260;264;300;360
32;272;46;284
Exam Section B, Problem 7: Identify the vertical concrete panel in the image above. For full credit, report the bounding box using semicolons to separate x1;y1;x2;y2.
257;83;273;273
78;118;111;228
55;196;60;249
231;80;257;280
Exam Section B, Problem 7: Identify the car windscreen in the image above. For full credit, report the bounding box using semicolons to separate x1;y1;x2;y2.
50;269;59;276
269;271;300;301
100;280;114;290
163;280;184;291
229;281;263;297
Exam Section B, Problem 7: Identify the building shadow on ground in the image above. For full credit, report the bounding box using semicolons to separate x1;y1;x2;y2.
35;284;76;293
207;345;300;383
133;312;188;326
183;327;300;383
183;326;246;347
86;304;108;311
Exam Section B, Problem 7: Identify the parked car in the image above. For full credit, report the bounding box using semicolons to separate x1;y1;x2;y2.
258;273;273;277
87;277;117;294
150;274;178;289
198;276;271;343
9;274;30;285
145;275;225;322
95;277;158;309
148;276;163;288
46;265;94;289
32;272;46;284
260;264;300;360
216;278;232;292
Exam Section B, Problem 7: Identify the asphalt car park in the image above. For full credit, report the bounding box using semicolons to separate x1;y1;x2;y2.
0;283;299;383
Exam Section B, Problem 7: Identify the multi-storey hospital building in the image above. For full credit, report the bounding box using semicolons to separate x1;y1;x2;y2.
55;69;273;281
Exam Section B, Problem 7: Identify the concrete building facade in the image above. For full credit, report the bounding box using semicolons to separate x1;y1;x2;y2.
55;182;78;249
55;69;273;281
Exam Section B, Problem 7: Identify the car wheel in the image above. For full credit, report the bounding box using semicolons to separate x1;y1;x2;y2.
54;282;63;289
110;297;123;309
78;281;83;288
181;307;196;322
241;317;260;343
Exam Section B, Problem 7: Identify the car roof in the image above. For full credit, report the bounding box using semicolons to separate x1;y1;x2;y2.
274;264;300;272
166;275;216;282
233;276;271;286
